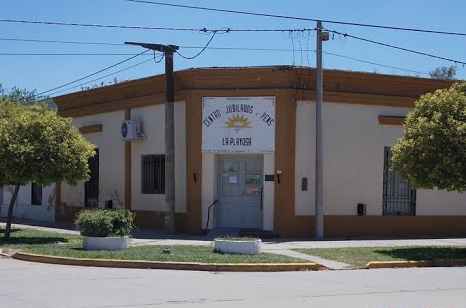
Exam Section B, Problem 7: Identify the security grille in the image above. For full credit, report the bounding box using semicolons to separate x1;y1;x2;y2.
383;147;416;215
142;154;165;194
31;183;42;205
85;149;99;207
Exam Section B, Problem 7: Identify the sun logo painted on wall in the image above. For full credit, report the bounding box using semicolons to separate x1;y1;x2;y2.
225;114;251;132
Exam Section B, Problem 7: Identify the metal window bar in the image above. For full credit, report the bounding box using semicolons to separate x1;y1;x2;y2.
31;183;42;205
383;147;416;215
85;149;99;207
142;154;165;194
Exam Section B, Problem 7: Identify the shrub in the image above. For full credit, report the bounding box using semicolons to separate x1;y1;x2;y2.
75;209;135;237
110;209;136;236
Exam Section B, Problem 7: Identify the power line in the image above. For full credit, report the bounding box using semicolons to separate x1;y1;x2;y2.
0;53;153;56
0;50;435;75
117;0;466;37
0;37;125;46
152;51;164;63
0;19;315;32
175;31;217;59
0;37;434;75
328;29;466;66
323;51;429;75
0;37;314;52
37;49;151;96
0;19;201;31
47;57;157;96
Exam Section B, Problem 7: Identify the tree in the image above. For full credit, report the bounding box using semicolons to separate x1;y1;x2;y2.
429;66;457;80
391;82;466;192
0;83;56;109
0;99;95;240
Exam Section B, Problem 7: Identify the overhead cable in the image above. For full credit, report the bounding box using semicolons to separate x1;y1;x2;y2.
322;51;429;75
37;49;151;95
175;30;217;59
0;19;315;33
1;36;433;75
328;29;466;66
117;0;466;37
47;57;156;96
0;37;315;52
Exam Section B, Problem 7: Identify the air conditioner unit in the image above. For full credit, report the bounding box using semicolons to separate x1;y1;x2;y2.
121;120;142;141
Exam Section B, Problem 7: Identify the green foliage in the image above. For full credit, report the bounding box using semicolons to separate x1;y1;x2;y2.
429;66;457;80
110;209;136;236
0;99;95;186
391;82;466;191
75;209;135;237
0;83;55;109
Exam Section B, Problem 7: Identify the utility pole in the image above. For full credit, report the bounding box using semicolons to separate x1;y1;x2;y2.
125;42;179;234
315;21;329;240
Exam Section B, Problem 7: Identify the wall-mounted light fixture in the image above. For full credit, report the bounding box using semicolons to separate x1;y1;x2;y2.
276;170;282;184
301;177;308;191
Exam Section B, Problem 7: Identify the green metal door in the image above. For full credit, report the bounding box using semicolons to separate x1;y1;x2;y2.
217;156;263;229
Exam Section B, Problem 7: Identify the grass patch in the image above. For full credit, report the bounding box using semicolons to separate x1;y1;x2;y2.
0;228;304;263
295;246;466;267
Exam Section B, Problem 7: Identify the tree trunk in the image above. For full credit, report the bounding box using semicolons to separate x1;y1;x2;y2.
4;185;20;241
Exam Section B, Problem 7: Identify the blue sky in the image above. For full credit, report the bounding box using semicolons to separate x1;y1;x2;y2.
2;0;466;97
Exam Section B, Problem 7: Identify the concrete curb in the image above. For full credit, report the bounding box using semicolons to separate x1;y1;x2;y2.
0;248;15;258
12;252;326;272
0;249;8;257
366;259;466;269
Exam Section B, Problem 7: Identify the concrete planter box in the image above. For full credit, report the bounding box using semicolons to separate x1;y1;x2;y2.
83;236;129;251
214;239;262;255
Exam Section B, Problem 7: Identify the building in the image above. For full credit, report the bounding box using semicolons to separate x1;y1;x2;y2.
2;66;466;237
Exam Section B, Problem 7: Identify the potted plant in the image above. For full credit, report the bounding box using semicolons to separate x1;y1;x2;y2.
214;237;262;255
75;209;135;250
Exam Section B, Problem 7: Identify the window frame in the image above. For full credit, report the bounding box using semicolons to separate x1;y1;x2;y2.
85;148;99;207
382;146;416;216
141;154;165;195
31;182;42;205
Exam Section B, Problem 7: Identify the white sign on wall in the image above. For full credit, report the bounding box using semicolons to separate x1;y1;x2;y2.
202;97;275;153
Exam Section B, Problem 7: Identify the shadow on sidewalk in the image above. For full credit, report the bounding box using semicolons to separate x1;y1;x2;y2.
376;246;466;260
0;218;75;231
2;218;466;243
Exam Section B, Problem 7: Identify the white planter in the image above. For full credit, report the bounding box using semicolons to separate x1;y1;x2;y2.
83;236;129;251
214;239;262;255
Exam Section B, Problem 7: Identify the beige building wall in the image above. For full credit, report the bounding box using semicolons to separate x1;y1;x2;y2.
1;184;56;221
295;101;466;216
201;153;216;229
61;110;126;209
130;102;186;213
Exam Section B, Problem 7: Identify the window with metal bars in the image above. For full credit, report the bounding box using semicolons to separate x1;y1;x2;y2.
141;155;165;194
31;183;42;205
85;149;99;207
383;147;416;215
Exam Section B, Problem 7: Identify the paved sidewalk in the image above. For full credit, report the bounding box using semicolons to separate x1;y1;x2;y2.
269;249;351;269
2;220;466;249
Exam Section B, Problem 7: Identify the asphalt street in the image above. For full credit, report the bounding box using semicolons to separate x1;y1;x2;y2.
1;257;465;307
